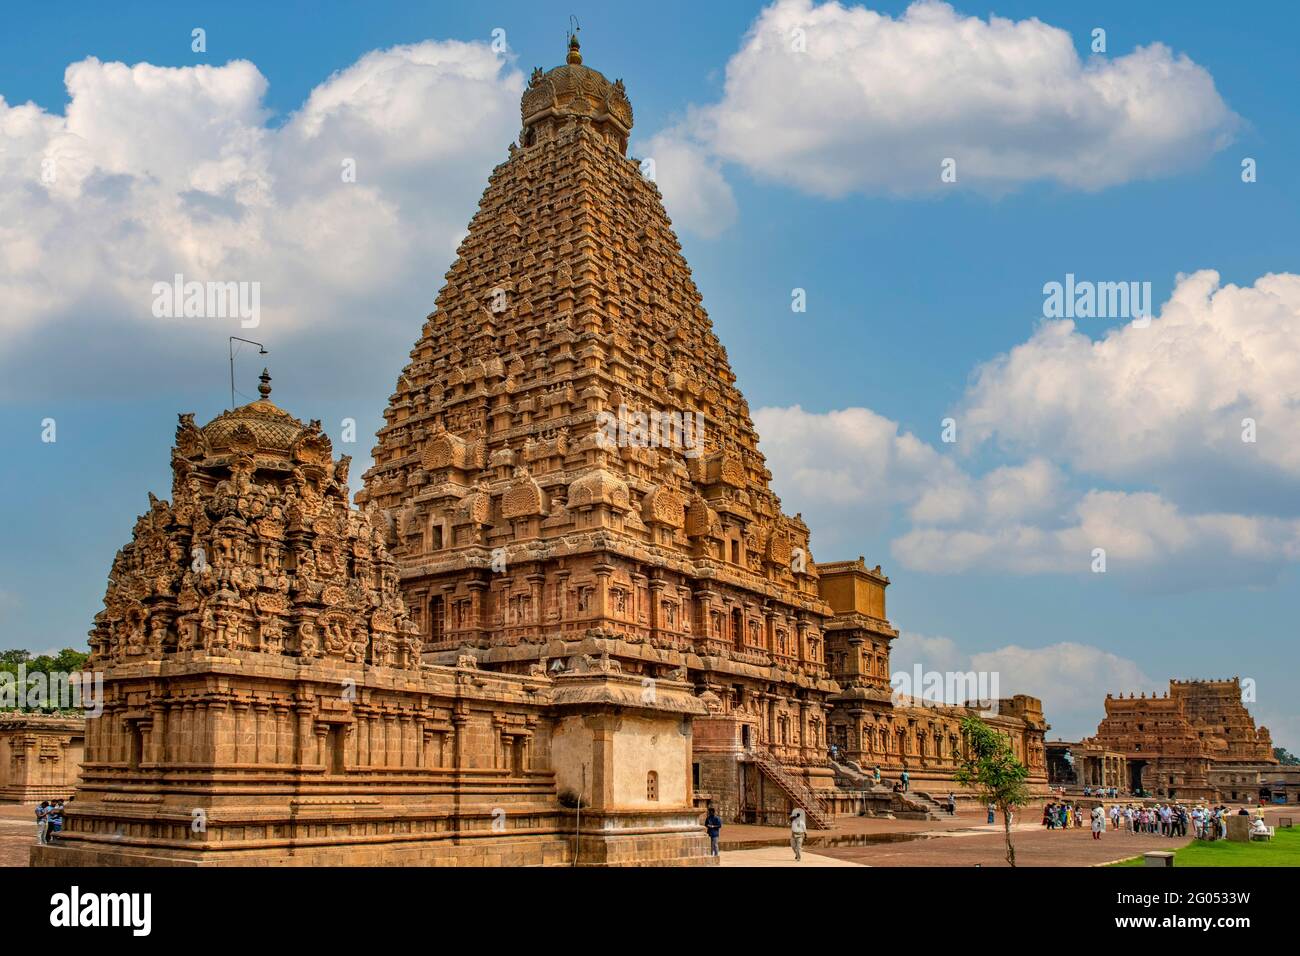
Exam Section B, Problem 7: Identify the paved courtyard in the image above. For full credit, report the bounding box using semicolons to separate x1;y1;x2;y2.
718;846;864;867
3;801;1290;867
716;806;1297;868
0;804;37;867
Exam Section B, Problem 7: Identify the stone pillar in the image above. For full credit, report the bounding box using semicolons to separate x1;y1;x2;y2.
208;697;231;764
468;581;487;634
147;703;166;766
527;573;545;630
296;704;315;767
648;577;666;641
594;564;613;620
589;714;618;810
253;703;271;764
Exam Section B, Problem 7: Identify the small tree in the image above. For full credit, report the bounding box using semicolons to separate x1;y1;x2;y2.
955;715;1031;867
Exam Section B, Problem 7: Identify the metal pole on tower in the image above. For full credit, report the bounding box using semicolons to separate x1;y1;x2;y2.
228;336;268;409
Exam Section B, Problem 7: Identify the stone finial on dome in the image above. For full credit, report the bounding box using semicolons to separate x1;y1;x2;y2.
520;28;633;150
258;368;272;400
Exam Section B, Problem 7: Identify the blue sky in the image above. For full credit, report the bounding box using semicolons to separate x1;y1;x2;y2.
1;0;1296;747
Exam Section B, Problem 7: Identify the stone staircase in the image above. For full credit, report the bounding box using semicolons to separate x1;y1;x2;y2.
748;746;834;830
900;791;948;820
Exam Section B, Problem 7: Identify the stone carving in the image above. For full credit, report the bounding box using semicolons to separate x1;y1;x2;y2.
87;371;418;671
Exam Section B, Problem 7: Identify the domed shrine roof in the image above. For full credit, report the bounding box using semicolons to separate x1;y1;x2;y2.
176;370;334;471
521;35;633;136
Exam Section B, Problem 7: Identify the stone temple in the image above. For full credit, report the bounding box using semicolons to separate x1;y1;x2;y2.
1049;678;1276;803
34;37;1047;866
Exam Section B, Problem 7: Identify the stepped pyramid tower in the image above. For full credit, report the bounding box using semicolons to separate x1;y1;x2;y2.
358;33;842;805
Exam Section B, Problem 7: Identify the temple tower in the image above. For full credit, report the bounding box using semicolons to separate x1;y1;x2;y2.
359;36;839;813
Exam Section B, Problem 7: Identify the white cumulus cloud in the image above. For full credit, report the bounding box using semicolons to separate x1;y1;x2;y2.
757;269;1300;588
637;130;737;239
652;0;1237;211
961;270;1300;514
0;42;523;398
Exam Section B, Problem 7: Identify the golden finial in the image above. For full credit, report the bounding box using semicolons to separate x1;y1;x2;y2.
567;15;582;64
258;367;272;400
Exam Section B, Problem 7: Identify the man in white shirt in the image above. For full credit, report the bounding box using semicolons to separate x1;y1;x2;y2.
789;808;807;861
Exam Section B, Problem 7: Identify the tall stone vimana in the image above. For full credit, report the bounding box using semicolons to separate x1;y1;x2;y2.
35;36;1047;867
356;32;1048;823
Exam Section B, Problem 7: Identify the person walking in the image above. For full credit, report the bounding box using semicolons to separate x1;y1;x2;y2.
946;792;956;816
704;805;723;858
1091;805;1104;840
35;802;49;845
987;802;996;825
789;808;807;861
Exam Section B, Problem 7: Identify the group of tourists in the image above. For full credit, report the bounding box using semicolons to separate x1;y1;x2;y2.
35;800;65;844
1042;801;1086;830
1111;803;1193;837
1040;800;1268;841
1082;786;1120;798
1108;803;1244;839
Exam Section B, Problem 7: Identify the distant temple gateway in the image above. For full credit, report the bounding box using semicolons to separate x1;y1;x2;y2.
32;36;1046;867
1048;678;1277;803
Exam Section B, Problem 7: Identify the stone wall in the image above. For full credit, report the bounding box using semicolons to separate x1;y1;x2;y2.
0;714;83;802
34;655;710;867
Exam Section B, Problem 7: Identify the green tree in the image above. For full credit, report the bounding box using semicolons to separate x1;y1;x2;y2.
1275;747;1300;766
50;648;90;673
955;714;1031;867
0;648;91;712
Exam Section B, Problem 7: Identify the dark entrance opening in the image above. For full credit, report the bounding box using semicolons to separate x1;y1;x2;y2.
1129;760;1148;794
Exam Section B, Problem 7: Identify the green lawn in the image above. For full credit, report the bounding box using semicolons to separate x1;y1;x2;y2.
1110;825;1300;867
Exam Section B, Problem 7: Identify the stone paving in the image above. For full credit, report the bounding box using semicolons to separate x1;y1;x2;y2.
718;846;865;867
720;809;983;848
719;806;1296;868
2;801;1291;868
814;823;1188;867
0;803;38;868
